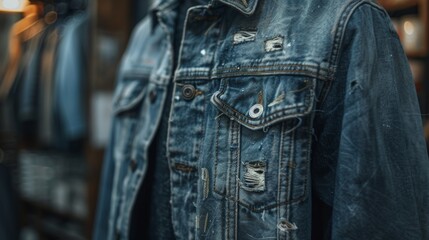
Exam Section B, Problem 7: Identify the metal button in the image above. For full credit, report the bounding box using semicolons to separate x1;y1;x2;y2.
149;89;157;103
182;85;196;100
130;159;137;172
249;104;264;118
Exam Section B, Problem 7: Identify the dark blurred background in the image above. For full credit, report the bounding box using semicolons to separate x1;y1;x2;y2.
0;0;152;239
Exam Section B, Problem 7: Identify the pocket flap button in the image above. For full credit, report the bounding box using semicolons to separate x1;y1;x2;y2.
249;104;264;118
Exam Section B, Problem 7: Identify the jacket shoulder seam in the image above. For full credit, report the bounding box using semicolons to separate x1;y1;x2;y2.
328;0;384;77
317;0;382;107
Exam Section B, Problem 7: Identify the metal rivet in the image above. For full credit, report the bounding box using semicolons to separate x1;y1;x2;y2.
249;104;264;118
182;85;196;100
149;89;157;103
130;159;137;172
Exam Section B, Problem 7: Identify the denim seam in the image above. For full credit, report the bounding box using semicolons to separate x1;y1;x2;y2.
213;98;221;196
329;1;386;73
175;70;328;81
322;0;366;108
277;122;286;239
285;119;295;239
174;63;331;81
166;82;181;239
214;70;329;81
175;70;332;81
297;116;312;202
212;79;315;129
226;117;234;239
320;1;384;111
219;63;320;72
328;0;362;74
233;120;240;240
199;91;207;169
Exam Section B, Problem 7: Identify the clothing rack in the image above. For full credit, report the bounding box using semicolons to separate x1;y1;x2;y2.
0;3;90;238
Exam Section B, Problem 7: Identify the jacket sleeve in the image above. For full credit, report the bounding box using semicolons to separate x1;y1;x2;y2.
312;3;429;239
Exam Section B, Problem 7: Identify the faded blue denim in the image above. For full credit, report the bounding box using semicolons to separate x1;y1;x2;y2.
93;0;429;239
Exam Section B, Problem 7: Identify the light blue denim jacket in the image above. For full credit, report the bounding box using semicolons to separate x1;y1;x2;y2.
94;0;429;239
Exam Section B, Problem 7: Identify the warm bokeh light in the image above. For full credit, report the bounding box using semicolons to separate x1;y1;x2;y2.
0;0;27;12
404;20;415;35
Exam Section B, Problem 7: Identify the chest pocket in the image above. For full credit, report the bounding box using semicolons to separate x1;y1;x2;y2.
210;75;315;211
111;73;148;164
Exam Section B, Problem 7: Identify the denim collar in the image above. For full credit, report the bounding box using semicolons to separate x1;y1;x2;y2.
150;0;259;16
216;0;259;15
149;0;259;33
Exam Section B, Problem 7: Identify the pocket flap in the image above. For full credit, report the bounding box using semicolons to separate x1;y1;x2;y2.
113;74;148;114
210;76;315;130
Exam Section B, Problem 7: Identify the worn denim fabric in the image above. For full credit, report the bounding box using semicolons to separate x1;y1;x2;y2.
94;0;429;239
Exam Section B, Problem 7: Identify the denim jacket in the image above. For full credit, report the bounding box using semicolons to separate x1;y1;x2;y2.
93;0;429;239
